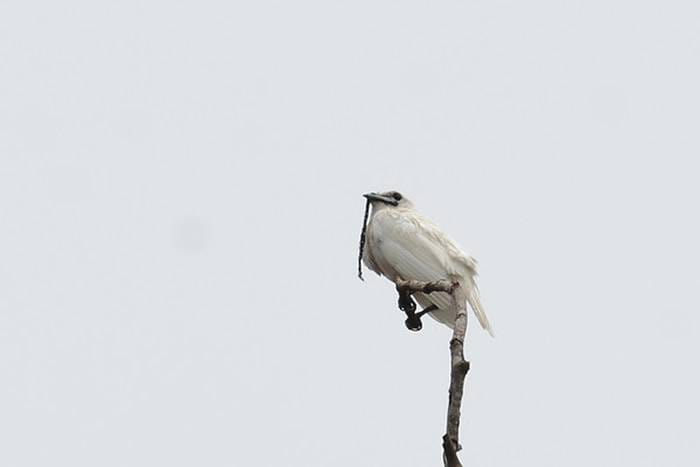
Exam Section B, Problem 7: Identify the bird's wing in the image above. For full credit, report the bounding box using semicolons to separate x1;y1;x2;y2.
372;210;476;279
369;211;463;320
370;210;493;334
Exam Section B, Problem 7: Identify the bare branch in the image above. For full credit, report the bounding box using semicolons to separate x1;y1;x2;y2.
395;278;457;296
445;284;469;457
442;434;463;467
393;277;471;466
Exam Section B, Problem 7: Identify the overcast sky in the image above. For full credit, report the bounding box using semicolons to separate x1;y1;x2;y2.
2;1;699;466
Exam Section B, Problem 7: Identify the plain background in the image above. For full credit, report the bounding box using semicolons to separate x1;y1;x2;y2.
2;1;699;466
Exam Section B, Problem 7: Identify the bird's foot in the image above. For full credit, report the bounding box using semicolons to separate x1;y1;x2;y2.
397;289;416;314
404;304;438;332
404;315;422;332
415;304;438;319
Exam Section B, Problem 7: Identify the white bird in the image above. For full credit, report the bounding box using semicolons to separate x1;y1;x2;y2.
359;190;494;336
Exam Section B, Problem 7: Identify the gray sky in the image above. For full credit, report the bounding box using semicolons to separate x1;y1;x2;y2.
2;1;699;466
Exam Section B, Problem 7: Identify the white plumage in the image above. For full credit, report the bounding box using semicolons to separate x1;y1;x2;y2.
361;191;494;336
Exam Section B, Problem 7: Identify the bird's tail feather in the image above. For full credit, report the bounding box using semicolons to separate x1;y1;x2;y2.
466;284;495;337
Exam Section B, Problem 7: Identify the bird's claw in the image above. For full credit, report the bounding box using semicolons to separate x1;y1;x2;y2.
405;316;423;332
405;304;439;332
415;304;438;319
398;288;420;330
397;290;416;313
403;305;438;332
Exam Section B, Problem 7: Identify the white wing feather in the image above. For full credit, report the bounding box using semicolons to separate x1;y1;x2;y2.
365;209;494;335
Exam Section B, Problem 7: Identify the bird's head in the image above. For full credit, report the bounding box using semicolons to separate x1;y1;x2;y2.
362;190;412;210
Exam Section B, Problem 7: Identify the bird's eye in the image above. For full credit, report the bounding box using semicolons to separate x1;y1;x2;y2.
392;192;402;201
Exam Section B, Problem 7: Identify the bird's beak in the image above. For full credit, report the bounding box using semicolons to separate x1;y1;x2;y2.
363;192;398;206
